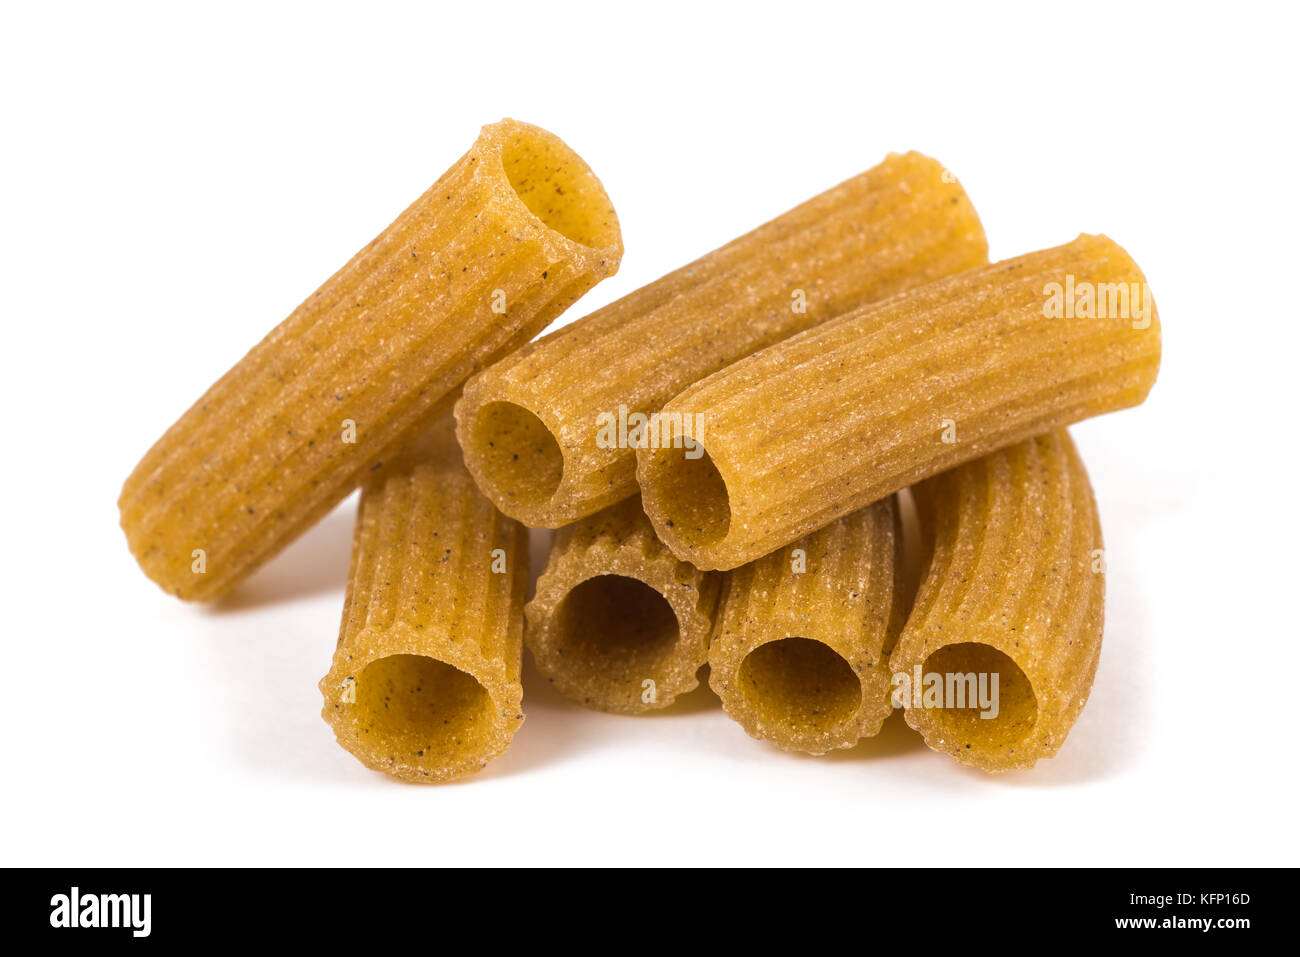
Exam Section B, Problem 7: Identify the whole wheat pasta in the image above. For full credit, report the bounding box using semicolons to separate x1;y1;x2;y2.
119;118;621;601
455;152;987;527
889;430;1103;771
525;498;722;713
638;233;1160;570
708;496;904;754
320;418;527;784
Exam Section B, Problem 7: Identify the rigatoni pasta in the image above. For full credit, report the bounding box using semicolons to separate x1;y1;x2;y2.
320;418;527;783
120;118;621;601
889;430;1104;771
525;498;722;713
116;114;1164;784
708;496;904;754
638;233;1160;570
455;152;987;527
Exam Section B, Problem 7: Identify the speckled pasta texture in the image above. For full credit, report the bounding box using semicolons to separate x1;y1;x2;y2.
639;233;1160;570
889;431;1104;772
120;119;622;601
320;419;527;784
708;497;904;754
455;152;987;527
525;498;722;713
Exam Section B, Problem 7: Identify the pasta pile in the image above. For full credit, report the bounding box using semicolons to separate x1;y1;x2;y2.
120;119;1160;780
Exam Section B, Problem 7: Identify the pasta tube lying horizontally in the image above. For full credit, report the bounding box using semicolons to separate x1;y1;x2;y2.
525;498;722;713
888;430;1103;771
320;418;527;783
708;497;904;754
638;233;1160;570
120;119;621;601
455;152;987;527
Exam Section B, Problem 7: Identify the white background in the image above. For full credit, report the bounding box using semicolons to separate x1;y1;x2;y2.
3;1;1297;867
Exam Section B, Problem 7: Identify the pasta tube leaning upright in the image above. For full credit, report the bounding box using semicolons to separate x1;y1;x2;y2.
320;418;527;784
120;119;622;601
455;152;987;527
708;497;904;754
638;233;1160;570
889;430;1104;772
525;498;722;713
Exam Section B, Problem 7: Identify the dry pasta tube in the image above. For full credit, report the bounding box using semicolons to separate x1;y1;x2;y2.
525;498;723;713
320;419;527;784
456;151;987;527
120;119;621;601
889;430;1104;772
708;496;904;754
639;233;1160;570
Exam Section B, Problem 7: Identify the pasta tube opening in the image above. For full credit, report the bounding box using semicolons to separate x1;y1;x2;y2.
469;401;565;511
736;637;862;736
890;430;1104;771
920;643;1039;755
320;418;527;784
553;575;682;679
641;443;731;549
708;497;903;753
525;498;722;713
500;128;623;252
352;654;497;771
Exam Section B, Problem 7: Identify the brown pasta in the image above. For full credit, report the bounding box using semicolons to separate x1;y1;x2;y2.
524;498;722;713
319;419;528;783
708;496;904;754
888;430;1104;771
455;152;987;527
638;233;1160;570
120;118;621;601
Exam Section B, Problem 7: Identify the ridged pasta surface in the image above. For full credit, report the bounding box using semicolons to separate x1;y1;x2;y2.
320;420;528;783
889;430;1104;771
457;152;987;526
639;233;1159;570
525;498;722;713
120;119;621;600
709;497;903;753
